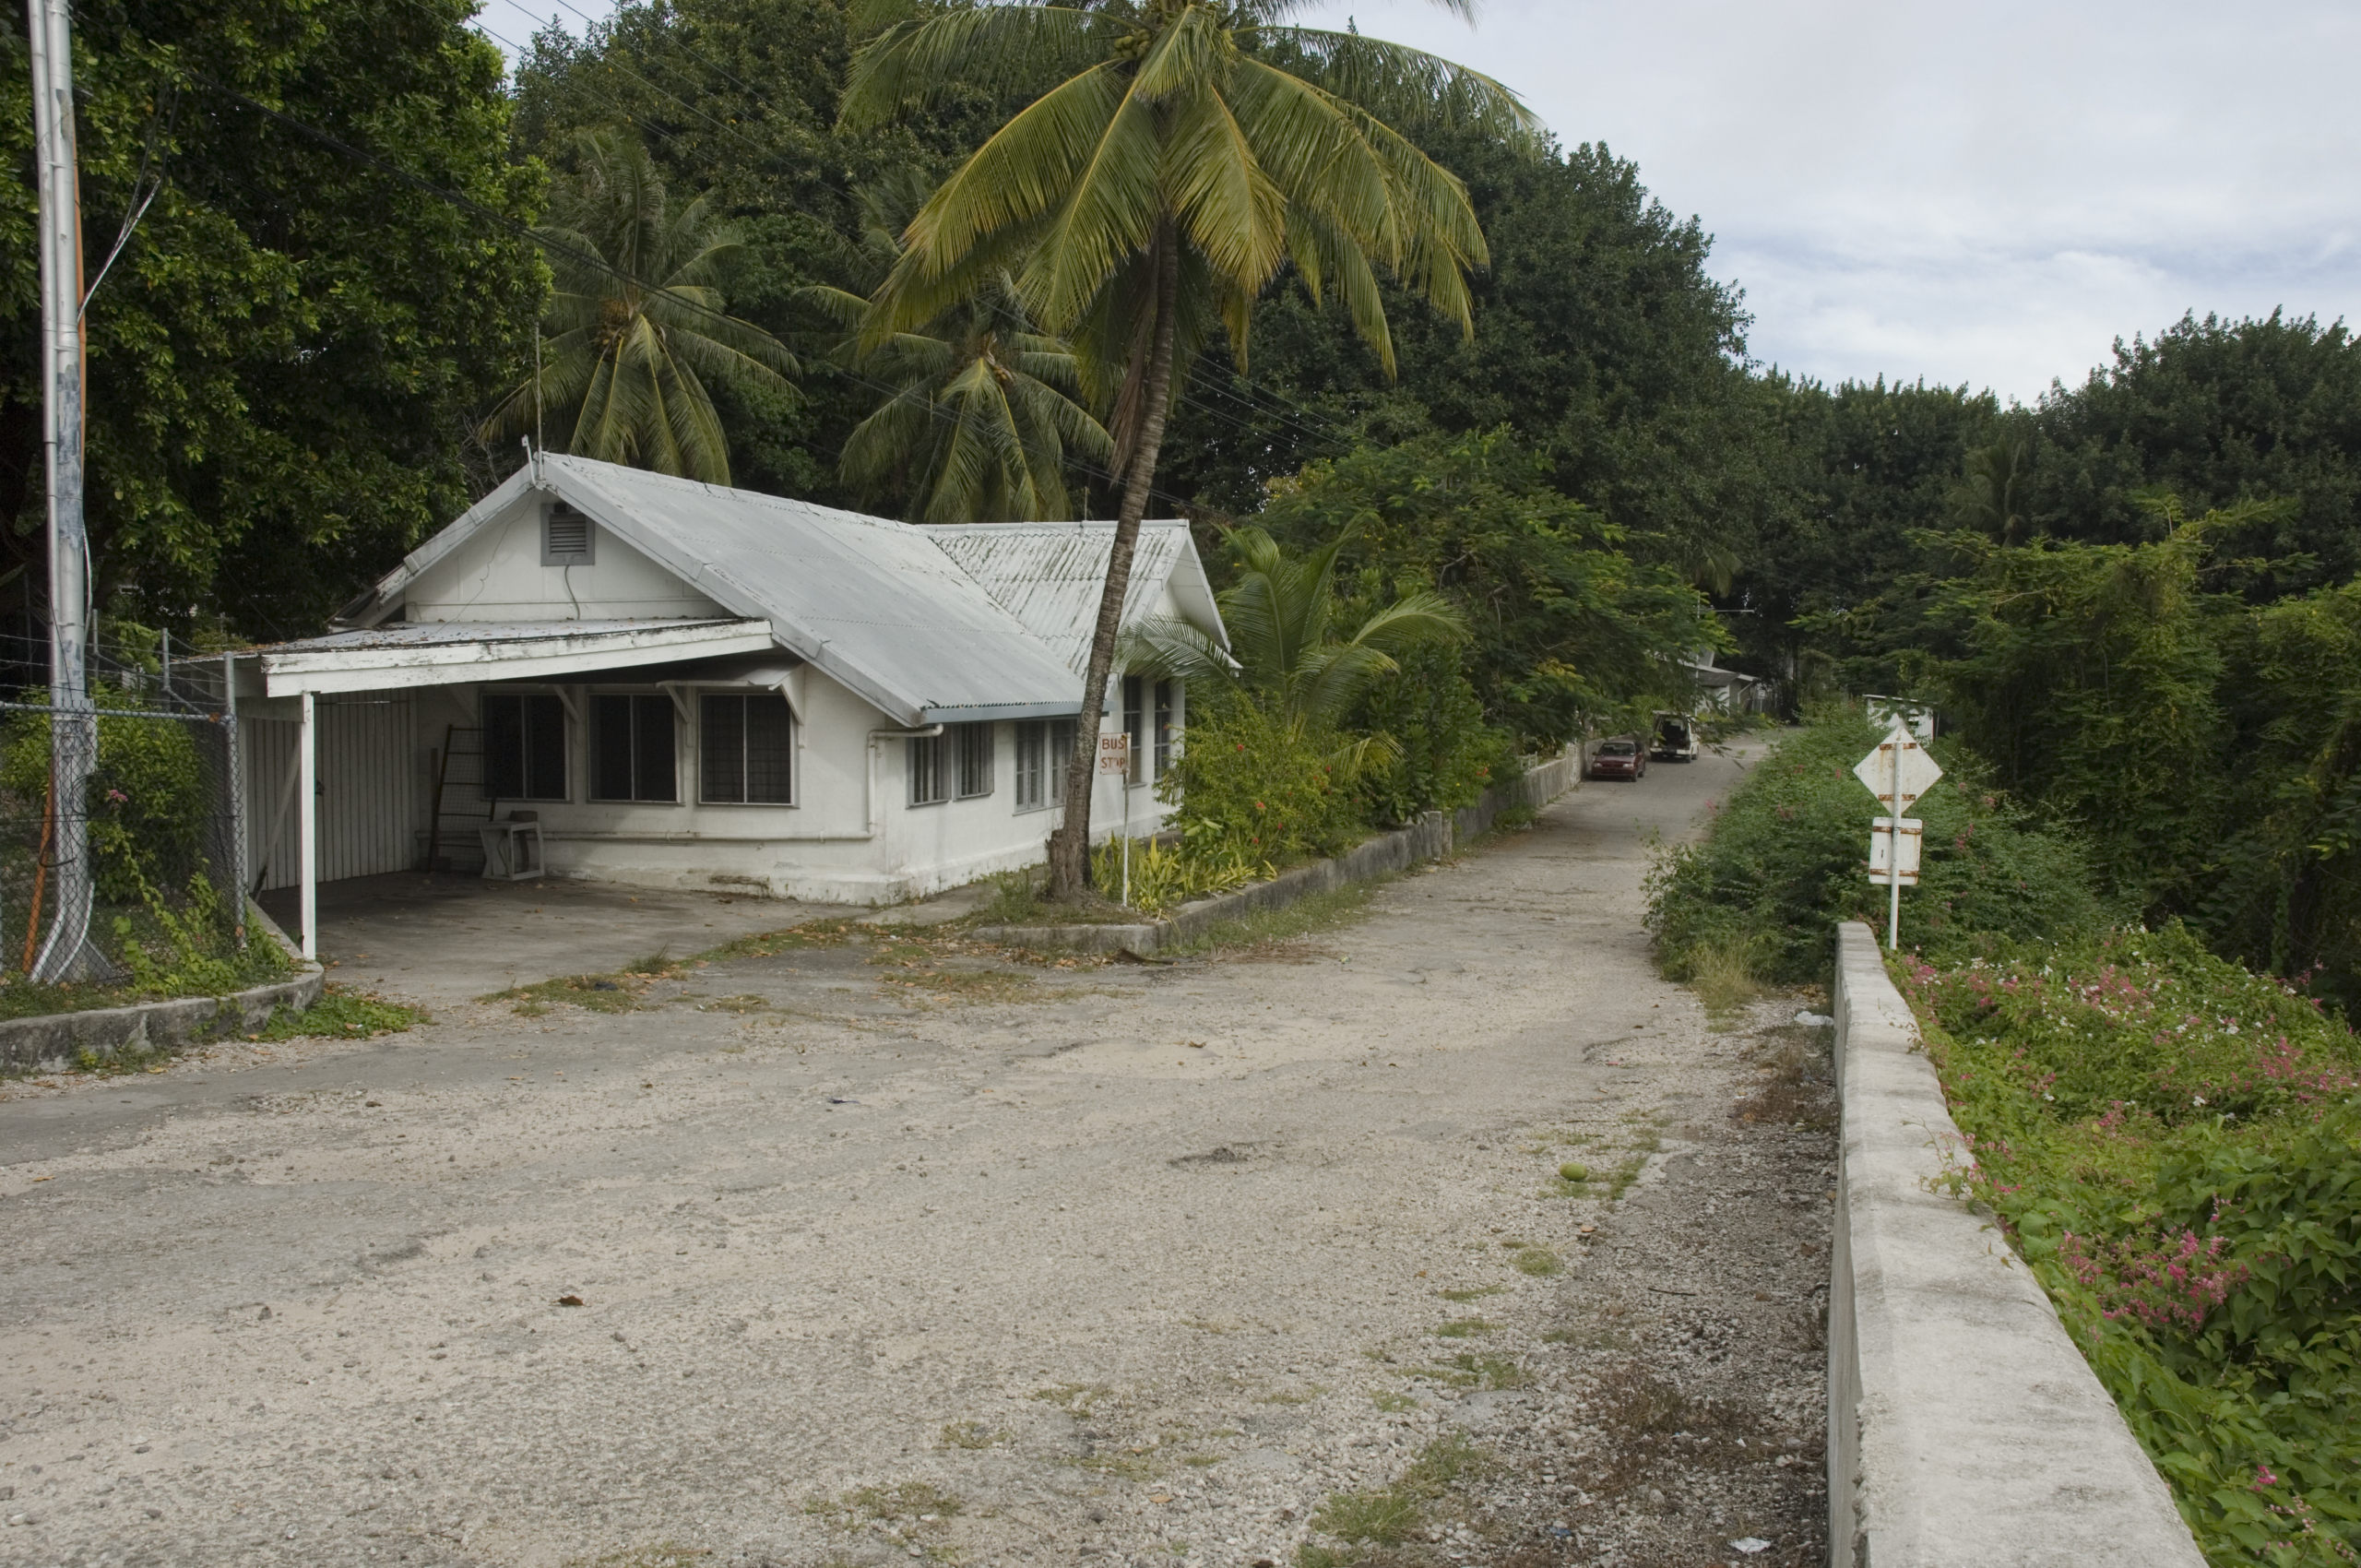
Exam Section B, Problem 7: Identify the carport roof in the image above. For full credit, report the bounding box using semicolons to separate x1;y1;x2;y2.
252;618;779;697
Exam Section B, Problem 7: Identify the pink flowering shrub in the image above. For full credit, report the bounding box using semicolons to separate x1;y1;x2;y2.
1898;930;2361;1565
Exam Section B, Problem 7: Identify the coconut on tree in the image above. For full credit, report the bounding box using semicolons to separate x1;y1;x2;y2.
842;0;1533;898
481;128;798;483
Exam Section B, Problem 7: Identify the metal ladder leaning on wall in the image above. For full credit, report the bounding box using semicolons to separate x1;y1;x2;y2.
423;724;493;873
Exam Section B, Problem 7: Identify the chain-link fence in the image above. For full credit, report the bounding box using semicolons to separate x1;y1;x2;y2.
0;625;267;995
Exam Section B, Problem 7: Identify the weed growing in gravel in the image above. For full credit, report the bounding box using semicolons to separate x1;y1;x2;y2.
255;987;427;1041
1432;1318;1494;1337
1258;1384;1326;1405
1416;1352;1527;1390
1304;1432;1492;1562
1687;936;1762;1026
1437;1285;1502;1302
1370;1390;1418;1412
699;921;859;960
1513;1247;1562;1277
562;1546;709;1568
480;971;652;1014
938;1420;1001;1449
843;1481;963;1521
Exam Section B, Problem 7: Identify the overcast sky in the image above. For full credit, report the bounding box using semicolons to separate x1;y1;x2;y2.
476;0;2361;404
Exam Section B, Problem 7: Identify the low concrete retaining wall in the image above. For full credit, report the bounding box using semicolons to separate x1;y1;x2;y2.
979;747;1580;956
0;901;326;1076
1829;921;2203;1567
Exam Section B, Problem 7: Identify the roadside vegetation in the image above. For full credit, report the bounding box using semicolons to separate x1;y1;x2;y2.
1652;707;2361;1562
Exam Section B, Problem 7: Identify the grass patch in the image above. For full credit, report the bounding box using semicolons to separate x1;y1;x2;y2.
1258;1383;1325;1405
1687;935;1762;1026
1416;1352;1527;1390
843;1481;963;1522
696;921;859;961
938;1420;1001;1449
1432;1318;1494;1338
877;968;1046;1005
1163;879;1386;960
561;1547;709;1568
1512;1247;1562;1277
1030;1381;1111;1414
1303;1432;1490;1562
479;970;657;1014
1370;1390;1418;1413
253;986;427;1042
1437;1285;1502;1302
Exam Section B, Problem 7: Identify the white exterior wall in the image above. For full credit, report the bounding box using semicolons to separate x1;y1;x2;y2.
405;496;725;623
244;695;423;891
412;665;1181;906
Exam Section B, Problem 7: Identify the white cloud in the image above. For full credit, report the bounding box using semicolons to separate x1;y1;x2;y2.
1297;0;2361;399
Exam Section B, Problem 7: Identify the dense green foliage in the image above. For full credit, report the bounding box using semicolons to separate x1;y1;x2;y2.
1902;930;2361;1565
1644;710;2100;984
1157;688;1366;868
1256;429;1716;744
480;127;797;482
0;0;544;638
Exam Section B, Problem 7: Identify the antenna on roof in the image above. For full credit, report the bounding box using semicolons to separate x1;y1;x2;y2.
522;434;542;486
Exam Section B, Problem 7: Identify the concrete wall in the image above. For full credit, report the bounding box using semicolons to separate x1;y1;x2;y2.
1828;921;2204;1567
1453;744;1580;841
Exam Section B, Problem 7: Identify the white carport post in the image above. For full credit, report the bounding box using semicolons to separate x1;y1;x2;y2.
297;690;317;961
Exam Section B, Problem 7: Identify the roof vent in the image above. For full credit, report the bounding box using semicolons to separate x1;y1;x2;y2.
543;504;594;566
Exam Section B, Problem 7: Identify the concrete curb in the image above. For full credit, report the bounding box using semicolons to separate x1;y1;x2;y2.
0;899;326;1076
1828;921;2203;1567
977;747;1578;955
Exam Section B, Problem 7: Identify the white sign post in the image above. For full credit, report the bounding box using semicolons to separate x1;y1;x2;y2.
1852;722;1942;951
1098;733;1132;906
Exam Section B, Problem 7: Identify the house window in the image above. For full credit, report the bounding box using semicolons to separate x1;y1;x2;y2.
591;694;676;802
482;692;567;801
1014;718;1077;812
908;731;949;806
700;694;794;804
1122;675;1145;784
1154;680;1174;778
956;722;993;799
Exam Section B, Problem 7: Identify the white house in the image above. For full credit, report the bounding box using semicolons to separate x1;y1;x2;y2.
232;452;1225;956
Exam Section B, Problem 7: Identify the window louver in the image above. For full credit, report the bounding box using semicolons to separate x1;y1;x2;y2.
542;505;594;565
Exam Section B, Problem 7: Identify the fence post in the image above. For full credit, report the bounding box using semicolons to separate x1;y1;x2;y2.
223;652;246;948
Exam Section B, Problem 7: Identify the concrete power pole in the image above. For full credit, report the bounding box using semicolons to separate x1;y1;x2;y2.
25;0;104;981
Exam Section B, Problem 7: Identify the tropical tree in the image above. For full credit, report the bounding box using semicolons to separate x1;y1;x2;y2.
481;129;798;483
1124;525;1465;776
1952;437;2035;546
841;0;1535;897
803;172;1112;521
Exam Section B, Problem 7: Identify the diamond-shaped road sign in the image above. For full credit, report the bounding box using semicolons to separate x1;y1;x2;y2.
1853;726;1942;812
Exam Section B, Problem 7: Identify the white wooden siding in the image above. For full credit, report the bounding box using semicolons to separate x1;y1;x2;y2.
243;696;421;890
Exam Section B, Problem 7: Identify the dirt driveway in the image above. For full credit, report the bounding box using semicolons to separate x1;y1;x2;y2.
0;742;1833;1568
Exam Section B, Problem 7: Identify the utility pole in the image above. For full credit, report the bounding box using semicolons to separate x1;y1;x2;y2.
26;0;103;981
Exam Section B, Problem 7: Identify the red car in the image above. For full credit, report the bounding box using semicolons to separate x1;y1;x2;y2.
1588;738;1648;781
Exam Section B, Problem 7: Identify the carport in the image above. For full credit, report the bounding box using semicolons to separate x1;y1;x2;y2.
233;618;775;959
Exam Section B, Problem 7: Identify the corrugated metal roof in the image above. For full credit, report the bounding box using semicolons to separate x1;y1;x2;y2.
920;520;1221;675
346;455;1225;726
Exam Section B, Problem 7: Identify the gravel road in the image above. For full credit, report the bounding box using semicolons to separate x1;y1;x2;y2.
0;741;1833;1568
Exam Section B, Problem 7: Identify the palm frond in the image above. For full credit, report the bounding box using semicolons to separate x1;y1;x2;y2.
841;6;1109;129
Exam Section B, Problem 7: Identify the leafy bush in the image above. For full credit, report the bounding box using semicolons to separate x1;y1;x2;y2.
1349;637;1517;824
1090;833;1268;916
2;691;211;903
1157;692;1365;867
1903;928;2361;1565
1645;708;2102;984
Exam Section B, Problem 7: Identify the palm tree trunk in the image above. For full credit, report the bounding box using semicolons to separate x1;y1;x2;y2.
1048;218;1181;900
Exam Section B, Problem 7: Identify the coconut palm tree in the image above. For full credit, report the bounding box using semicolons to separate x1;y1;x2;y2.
1952;438;2035;546
803;172;1112;522
481;129;797;484
1123;526;1466;776
841;0;1533;897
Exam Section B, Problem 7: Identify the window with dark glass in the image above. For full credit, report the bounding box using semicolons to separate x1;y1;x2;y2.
700;694;794;804
908;731;949;805
1153;679;1174;778
590;694;676;802
956;722;993;799
1122;675;1145;784
482;693;567;802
